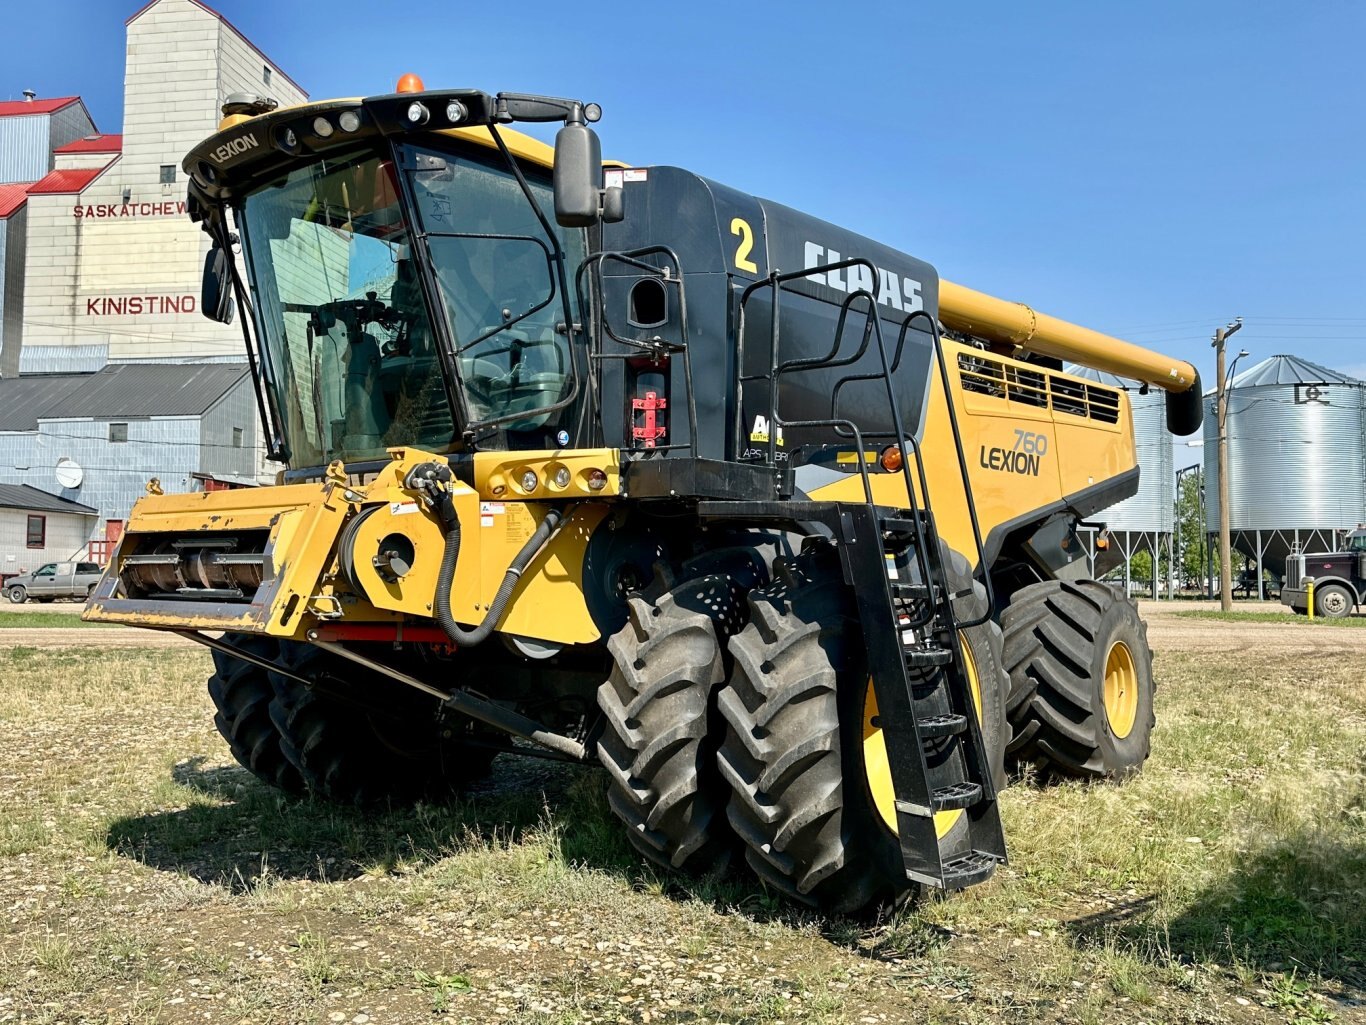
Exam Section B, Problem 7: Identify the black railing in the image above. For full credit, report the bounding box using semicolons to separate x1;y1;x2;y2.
576;246;699;458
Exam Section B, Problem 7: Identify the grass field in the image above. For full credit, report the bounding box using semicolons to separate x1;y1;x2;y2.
0;611;108;629
1175;610;1366;628
0;629;1362;1024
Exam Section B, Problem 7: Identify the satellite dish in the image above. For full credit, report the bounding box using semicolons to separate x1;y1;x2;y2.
55;458;84;489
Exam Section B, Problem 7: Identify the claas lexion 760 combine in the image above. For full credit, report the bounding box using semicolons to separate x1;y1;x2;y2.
84;79;1202;914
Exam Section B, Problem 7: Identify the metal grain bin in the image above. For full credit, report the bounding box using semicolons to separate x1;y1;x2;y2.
1067;366;1174;532
1204;355;1366;534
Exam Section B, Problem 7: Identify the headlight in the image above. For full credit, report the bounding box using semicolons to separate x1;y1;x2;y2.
519;469;538;493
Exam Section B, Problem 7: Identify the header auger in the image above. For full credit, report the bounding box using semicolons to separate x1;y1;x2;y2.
85;81;1199;915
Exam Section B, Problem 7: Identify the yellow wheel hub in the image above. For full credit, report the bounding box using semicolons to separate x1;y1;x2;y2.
863;636;982;841
1102;640;1138;739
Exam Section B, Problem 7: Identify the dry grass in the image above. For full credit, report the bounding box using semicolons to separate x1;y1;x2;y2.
0;631;1362;1024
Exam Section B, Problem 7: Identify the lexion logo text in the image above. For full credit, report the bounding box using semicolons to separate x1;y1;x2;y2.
210;134;260;164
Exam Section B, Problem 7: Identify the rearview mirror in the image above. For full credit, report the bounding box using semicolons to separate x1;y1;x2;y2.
553;121;602;227
201;245;235;324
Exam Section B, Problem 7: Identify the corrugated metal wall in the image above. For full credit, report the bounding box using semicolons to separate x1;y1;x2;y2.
0;205;26;377
198;376;258;479
1204;382;1366;531
19;343;109;375
46;103;95;155
0;114;51;185
0;416;204;524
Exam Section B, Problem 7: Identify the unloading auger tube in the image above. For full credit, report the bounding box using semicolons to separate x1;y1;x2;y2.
938;280;1203;434
404;461;564;647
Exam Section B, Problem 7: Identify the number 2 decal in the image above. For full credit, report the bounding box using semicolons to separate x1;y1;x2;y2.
730;217;758;273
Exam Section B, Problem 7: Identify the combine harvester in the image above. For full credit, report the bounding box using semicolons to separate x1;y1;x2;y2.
86;79;1201;914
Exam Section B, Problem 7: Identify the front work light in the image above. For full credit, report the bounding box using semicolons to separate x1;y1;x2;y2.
312;116;334;138
406;101;429;125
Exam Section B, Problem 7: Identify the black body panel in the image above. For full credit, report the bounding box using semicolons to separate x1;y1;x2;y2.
597;168;940;464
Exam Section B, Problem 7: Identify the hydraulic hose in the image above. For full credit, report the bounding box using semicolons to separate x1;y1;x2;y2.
406;462;564;648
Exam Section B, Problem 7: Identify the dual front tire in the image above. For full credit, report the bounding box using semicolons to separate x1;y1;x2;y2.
599;549;1010;915
207;638;497;804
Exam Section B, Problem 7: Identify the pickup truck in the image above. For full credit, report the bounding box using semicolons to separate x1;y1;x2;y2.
6;561;104;603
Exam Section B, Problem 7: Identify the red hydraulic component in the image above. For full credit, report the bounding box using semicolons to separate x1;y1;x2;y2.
632;390;668;448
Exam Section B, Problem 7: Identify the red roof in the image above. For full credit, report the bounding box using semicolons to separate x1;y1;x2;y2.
0;182;35;218
0;96;80;117
27;161;116;196
53;133;122;155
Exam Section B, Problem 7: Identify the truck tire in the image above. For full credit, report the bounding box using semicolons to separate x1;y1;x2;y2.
716;550;1007;915
7;585;25;604
207;636;305;794
1002;579;1154;779
1313;583;1354;619
268;641;498;805
597;552;764;874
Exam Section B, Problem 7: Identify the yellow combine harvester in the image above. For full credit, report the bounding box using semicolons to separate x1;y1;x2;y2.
86;81;1201;914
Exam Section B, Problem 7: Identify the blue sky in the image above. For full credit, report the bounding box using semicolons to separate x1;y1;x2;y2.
7;0;1364;388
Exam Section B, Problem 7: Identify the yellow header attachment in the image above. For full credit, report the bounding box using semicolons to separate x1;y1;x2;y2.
939;280;1198;395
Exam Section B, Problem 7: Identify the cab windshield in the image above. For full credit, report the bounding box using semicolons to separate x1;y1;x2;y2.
1346;533;1366;553
237;141;583;467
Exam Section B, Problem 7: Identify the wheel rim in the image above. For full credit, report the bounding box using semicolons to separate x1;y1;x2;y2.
1323;590;1348;615
863;635;982;840
1102;640;1139;739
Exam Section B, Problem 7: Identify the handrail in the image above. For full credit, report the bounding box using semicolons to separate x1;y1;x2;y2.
737;259;948;632
576;246;699;457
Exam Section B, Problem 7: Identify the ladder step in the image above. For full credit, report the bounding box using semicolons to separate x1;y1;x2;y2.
932;781;982;811
904;646;952;668
890;581;938;600
918;713;967;739
940;850;999;889
879;516;925;536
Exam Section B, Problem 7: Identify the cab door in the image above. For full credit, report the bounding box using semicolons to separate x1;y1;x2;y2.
29;563;59;597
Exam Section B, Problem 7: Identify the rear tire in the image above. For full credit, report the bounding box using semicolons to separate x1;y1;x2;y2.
1002;579;1155;779
207;636;305;794
1313;583;1354;619
597;552;765;873
716;550;1007;916
268;641;498;805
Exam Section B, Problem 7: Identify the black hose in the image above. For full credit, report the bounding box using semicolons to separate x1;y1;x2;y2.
432;493;563;648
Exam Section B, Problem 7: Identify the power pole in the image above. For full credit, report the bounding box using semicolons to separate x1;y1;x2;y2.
1212;318;1243;612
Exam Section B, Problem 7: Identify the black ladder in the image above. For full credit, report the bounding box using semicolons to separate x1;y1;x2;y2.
844;502;1006;888
730;260;1006;888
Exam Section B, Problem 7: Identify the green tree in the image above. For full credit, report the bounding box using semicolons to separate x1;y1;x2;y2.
1173;468;1207;589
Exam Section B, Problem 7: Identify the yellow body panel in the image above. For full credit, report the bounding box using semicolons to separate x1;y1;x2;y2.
84;448;612;646
809;340;1136;564
83;476;352;635
471;449;621;500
